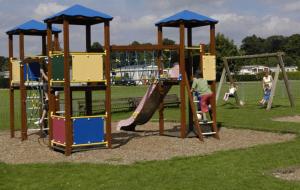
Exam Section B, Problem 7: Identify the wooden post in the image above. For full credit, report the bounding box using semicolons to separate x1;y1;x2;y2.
267;64;279;110
209;24;219;139
104;21;112;148
54;33;59;51
8;35;14;138
179;23;186;138
19;33;27;141
63;19;72;156
187;27;193;130
223;59;240;105
157;26;164;135
47;23;53;145
42;35;47;55
216;67;226;103
85;25;92;115
277;54;295;108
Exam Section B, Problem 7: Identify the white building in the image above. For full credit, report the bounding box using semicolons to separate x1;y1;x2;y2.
238;65;270;75
269;66;298;73
112;65;159;83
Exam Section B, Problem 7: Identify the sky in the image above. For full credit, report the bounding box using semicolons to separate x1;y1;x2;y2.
1;0;300;57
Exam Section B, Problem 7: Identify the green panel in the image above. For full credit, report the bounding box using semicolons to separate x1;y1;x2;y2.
51;55;64;81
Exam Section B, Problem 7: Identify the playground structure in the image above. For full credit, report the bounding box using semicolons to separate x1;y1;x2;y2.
44;5;113;155
216;52;295;110
7;5;220;155
6;20;61;140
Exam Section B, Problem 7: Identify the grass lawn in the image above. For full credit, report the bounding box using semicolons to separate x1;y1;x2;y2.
0;81;300;190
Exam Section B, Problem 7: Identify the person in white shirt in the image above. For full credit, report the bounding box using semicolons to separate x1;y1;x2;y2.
262;70;273;89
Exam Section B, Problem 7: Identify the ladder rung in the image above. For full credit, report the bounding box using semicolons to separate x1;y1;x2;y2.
196;111;202;114
199;121;213;124
202;132;216;135
27;118;40;121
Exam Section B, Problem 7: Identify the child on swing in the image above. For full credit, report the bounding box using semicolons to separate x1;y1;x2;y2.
223;83;237;101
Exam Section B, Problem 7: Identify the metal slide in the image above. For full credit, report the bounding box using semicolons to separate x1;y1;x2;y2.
117;83;172;131
117;64;179;131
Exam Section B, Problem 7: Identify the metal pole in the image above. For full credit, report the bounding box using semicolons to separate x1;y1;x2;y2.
216;67;226;103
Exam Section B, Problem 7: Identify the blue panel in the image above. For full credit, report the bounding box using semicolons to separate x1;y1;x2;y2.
45;4;113;22
155;10;218;26
73;117;105;145
27;62;40;81
6;20;61;35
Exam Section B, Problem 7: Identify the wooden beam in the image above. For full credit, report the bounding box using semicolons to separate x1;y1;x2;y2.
223;58;241;106
47;23;53;146
209;24;219;139
277;55;295;108
183;72;203;141
266;64;279;110
225;52;284;60
104;21;112;149
179;23;186;138
19;33;27;141
111;44;179;51
157;26;164;135
63;19;72;156
42;35;47;56
187;27;193;129
54;33;59;51
216;67;226;103
85;24;92;115
8;35;14;138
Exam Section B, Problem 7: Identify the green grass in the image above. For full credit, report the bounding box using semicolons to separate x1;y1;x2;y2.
0;81;300;190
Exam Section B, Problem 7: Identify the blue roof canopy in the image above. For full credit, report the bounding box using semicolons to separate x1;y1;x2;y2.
155;10;218;28
6;20;61;36
44;4;113;25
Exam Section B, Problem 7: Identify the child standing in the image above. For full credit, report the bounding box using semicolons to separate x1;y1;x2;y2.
259;84;271;105
191;71;213;121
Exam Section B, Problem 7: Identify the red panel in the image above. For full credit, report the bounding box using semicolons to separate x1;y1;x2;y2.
52;117;66;144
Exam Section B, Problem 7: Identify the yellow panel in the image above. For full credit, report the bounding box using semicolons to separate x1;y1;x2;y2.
11;59;21;83
71;53;104;82
203;55;216;81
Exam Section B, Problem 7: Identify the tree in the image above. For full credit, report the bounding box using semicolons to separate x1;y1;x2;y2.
284;34;300;67
89;42;104;52
240;35;266;54
215;33;239;79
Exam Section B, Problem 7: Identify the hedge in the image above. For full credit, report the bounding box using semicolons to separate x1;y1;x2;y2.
0;77;9;88
229;71;300;82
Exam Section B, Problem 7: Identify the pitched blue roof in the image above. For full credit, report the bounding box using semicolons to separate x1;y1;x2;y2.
6;19;61;35
155;10;218;27
44;4;113;25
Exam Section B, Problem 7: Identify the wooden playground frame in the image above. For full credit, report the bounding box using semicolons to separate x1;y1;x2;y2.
7;6;220;156
216;52;295;110
7;28;60;140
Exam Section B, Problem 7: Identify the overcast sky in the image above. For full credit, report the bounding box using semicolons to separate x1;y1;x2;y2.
1;0;300;57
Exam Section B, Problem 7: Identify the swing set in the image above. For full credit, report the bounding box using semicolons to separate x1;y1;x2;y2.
216;52;295;110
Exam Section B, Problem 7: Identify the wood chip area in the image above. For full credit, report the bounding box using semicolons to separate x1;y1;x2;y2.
273;167;300;181
272;115;300;123
0;122;295;165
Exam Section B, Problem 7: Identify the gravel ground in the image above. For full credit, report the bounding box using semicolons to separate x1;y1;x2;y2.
272;115;300;123
0;122;295;165
273;167;300;181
